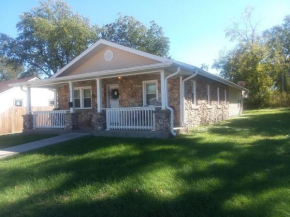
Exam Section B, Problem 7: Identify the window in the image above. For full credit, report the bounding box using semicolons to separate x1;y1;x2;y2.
49;100;54;106
143;80;158;106
217;87;220;105
192;80;197;105
207;84;210;105
14;99;23;107
74;87;92;109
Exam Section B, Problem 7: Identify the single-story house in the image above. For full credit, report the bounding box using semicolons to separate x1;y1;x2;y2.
0;77;55;113
11;39;248;138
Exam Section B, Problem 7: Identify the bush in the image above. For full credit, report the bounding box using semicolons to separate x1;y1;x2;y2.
268;91;290;108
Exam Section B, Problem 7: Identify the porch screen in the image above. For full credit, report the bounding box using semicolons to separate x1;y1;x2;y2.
145;83;157;105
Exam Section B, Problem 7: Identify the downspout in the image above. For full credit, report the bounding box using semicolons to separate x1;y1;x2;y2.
165;67;181;136
181;70;198;126
20;86;27;93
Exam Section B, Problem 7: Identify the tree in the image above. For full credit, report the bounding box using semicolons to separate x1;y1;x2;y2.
0;57;23;81
263;15;290;93
0;0;99;77
200;63;209;71
213;6;272;108
101;14;170;57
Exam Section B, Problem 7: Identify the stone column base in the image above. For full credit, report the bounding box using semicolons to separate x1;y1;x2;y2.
23;114;33;130
92;111;106;130
64;113;79;130
155;109;170;132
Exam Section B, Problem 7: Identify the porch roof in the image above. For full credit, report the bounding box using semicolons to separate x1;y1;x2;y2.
9;61;249;92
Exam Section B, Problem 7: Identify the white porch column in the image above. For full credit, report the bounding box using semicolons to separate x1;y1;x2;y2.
160;70;166;110
54;89;58;108
26;86;32;114
96;78;102;113
69;82;75;113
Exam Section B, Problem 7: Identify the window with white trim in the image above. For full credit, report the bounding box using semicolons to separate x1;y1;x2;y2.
192;80;196;105
217;87;220;105
74;87;92;109
143;80;158;106
207;84;210;105
14;99;23;107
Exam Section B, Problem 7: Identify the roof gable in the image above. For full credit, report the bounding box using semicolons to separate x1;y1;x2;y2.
53;39;171;78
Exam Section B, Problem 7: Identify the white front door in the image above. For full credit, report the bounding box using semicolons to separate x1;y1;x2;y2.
107;85;119;108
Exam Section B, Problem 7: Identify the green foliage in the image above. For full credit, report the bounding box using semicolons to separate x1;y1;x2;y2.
101;14;170;57
0;57;23;81
263;15;290;92
213;6;290;108
1;109;290;217
200;63;209;71
0;0;99;77
0;1;170;78
267;91;290;108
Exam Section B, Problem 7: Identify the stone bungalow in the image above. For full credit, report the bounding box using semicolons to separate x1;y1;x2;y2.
11;39;248;138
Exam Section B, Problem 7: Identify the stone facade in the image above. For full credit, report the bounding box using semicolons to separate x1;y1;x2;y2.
155;109;170;131
92;111;106;130
168;76;180;126
64;113;79;130
184;75;230;128
119;74;161;107
56;72;232;132
23;114;33;130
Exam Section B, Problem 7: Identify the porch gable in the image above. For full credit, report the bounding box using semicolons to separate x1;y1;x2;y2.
53;39;171;78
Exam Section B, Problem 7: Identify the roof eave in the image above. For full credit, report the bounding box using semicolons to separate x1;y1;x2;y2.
9;62;172;88
173;62;249;92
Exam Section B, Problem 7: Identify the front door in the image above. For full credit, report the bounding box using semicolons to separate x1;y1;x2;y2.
107;85;119;108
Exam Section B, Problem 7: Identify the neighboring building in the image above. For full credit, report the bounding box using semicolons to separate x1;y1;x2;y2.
0;77;55;113
12;40;248;138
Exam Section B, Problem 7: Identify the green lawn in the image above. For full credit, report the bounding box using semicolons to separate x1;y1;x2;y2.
0;109;290;217
0;134;56;149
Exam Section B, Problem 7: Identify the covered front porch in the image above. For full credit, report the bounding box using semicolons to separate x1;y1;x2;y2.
22;69;180;135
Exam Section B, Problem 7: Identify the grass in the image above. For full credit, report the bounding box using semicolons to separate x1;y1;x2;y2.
0;108;290;217
0;134;57;149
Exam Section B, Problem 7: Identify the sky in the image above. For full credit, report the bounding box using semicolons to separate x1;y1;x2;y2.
0;0;289;74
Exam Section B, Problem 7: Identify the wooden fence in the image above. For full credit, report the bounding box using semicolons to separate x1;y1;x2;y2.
0;106;54;136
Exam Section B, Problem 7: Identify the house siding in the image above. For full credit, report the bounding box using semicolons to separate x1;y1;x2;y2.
60;46;159;77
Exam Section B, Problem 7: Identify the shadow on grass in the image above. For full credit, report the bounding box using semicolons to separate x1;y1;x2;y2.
0;109;290;217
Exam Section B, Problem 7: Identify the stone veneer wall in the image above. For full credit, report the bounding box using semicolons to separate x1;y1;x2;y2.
184;75;230;128
168;76;180;126
57;74;165;128
118;74;161;107
154;109;170;131
56;73;231;130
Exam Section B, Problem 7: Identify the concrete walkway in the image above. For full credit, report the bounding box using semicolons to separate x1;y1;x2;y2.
0;133;91;159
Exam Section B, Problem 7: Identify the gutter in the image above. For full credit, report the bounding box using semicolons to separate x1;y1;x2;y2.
8;62;172;88
20;86;27;93
165;67;181;137
180;70;198;126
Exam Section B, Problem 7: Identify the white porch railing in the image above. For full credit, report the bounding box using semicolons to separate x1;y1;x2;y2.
106;107;155;130
33;110;68;129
